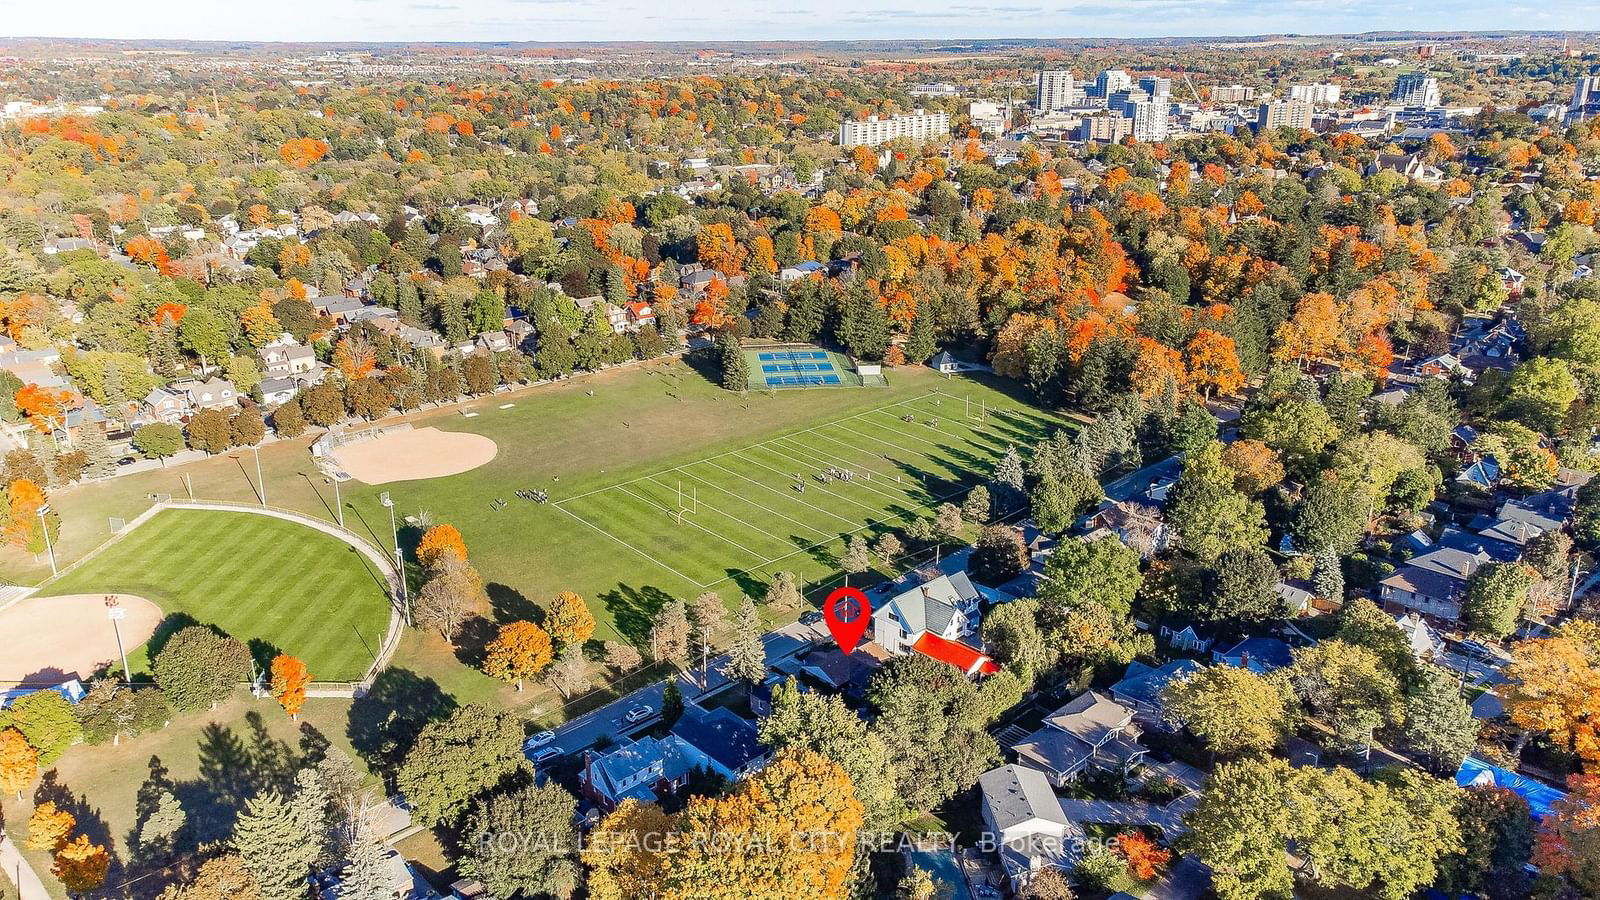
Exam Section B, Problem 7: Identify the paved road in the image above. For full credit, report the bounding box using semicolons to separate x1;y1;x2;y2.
0;835;48;900
541;621;822;760
1144;855;1213;900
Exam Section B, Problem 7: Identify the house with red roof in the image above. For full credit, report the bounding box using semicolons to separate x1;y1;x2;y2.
872;572;998;678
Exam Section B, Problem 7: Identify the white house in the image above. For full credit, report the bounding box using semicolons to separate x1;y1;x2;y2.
978;764;1082;889
871;572;997;677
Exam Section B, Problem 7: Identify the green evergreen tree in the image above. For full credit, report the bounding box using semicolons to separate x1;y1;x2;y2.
720;596;767;686
718;333;748;391
903;307;936;364
232;790;317;900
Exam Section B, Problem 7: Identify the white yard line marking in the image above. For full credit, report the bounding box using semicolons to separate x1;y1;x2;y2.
551;503;714;588
615;484;776;559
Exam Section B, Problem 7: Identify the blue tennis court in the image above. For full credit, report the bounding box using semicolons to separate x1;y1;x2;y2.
758;350;829;362
765;374;842;386
761;363;833;373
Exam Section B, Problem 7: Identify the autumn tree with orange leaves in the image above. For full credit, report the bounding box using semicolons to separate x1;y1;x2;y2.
1536;773;1600;894
1185;330;1245;399
483;620;554;690
1504;622;1600;768
0;728;37;799
1117;830;1173;880
417;523;468;570
269;654;310;720
53;834;110;893
583;747;863;900
332;335;377;379
545;590;597;646
13;384;73;433
25;802;75;852
124;236;173;274
279;137;330;168
4;478;49;551
695;223;745;276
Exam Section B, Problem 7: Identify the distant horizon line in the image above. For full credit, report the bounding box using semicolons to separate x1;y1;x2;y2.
0;29;1597;50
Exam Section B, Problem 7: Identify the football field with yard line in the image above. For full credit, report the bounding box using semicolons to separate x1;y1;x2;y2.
552;390;1049;589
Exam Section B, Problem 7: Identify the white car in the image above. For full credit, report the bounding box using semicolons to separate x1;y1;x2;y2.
524;730;556;750
623;704;654;724
530;746;563;765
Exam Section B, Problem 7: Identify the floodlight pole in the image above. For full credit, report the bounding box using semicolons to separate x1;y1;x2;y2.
106;596;131;681
38;505;57;576
252;444;266;506
381;493;410;625
327;476;344;529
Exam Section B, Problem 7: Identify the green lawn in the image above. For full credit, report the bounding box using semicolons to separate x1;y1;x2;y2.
12;360;1066;652
41;508;394;682
0;691;373;899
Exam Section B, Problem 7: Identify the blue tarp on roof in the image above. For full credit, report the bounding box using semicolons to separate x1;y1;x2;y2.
1456;756;1566;819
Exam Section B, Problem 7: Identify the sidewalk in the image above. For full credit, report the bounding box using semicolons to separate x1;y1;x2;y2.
0;834;50;900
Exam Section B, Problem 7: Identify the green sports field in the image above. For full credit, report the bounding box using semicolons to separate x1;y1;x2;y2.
41;508;395;681
12;361;1067;654
554;390;1041;589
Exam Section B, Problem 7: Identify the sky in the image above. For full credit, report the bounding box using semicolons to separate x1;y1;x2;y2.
3;0;1595;45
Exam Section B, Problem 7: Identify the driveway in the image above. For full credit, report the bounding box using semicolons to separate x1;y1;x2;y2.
1143;855;1213;900
1057;794;1198;837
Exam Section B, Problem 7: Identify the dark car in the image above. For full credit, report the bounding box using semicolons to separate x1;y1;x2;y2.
799;611;824;625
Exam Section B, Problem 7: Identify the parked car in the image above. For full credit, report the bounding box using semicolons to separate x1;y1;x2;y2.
524;730;556;750
799;611;824;626
623;705;654;724
531;746;563;765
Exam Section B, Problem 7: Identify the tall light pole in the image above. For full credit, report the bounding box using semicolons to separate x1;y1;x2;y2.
37;503;57;577
326;476;344;529
105;595;131;681
252;444;266;506
380;492;410;625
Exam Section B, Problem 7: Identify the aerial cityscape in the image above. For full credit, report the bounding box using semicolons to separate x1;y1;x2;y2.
0;18;1598;900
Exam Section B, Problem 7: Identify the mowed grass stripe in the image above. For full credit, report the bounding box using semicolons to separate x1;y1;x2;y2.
647;469;836;544
850;413;1012;471
729;446;891;521
764;435;934;506
622;477;799;560
809;422;970;487
694;455;868;530
43;509;391;680
764;436;932;509
559;490;765;584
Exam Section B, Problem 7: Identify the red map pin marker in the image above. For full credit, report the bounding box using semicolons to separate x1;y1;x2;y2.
823;586;871;655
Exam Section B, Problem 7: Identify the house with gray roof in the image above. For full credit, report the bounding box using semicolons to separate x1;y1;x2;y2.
872;571;981;655
1110;659;1202;725
1380;536;1500;623
1010;691;1145;787
978;764;1083;889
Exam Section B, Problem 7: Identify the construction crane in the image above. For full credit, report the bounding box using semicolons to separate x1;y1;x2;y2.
1179;69;1208;110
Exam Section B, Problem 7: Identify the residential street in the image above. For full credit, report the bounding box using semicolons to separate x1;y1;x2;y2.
543;620;822;758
